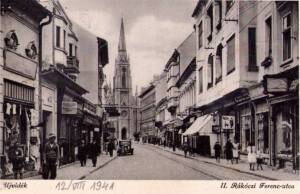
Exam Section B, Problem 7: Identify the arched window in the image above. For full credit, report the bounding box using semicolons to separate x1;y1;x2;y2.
122;67;126;88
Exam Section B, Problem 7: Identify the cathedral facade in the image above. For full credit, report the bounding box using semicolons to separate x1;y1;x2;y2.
112;18;139;140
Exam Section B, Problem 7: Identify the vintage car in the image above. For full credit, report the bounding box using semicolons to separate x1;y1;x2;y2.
117;140;134;156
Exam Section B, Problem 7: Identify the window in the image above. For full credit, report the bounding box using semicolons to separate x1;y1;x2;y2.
226;0;233;13
282;13;292;61
122;67;126;88
207;5;213;42
265;17;272;57
56;26;61;48
198;67;203;94
75;45;77;57
226;35;235;74
69;43;73;56
207;54;214;89
198;22;203;49
248;27;258;71
63;30;66;49
215;0;222;30
216;44;223;83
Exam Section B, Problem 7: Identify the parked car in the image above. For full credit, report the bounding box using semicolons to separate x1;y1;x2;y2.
117;140;134;156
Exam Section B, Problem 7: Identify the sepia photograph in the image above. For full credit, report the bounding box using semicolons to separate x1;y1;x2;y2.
0;0;299;187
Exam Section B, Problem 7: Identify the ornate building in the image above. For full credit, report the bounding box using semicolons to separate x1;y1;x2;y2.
113;18;139;140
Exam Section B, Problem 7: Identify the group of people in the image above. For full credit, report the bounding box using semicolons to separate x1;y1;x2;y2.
182;142;195;158
213;139;264;171
213;139;239;164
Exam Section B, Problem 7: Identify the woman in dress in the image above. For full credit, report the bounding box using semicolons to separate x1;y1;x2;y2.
247;142;257;171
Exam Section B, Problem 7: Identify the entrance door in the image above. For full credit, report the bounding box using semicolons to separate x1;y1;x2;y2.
121;128;127;140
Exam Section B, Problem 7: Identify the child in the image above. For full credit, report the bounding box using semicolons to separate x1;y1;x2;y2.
256;150;264;170
247;143;256;171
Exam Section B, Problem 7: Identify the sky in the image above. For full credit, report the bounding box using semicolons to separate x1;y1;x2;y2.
60;0;198;92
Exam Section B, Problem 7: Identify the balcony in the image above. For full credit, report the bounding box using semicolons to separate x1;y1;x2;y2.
167;97;178;114
64;56;80;74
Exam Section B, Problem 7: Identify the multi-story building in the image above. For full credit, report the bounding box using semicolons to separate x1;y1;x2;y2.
39;0;89;165
175;32;197;147
0;0;51;176
139;83;156;143
73;22;109;149
191;0;260;156
191;0;299;172
257;1;298;171
154;72;169;144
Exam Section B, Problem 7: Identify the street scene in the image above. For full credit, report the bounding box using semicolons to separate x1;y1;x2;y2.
0;0;299;180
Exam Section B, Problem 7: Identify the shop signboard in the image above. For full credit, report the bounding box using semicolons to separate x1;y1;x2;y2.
62;101;78;114
94;128;100;132
264;77;288;93
222;115;235;131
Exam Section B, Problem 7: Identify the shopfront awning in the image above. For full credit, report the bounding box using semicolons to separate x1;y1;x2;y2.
182;114;212;136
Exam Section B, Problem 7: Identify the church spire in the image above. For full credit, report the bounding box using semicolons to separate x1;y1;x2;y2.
118;17;126;52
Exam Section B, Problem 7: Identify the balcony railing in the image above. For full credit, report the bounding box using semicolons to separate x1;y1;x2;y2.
65;56;79;74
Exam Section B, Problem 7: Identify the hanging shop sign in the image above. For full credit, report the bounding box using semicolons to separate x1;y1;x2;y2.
62;101;78;114
222;115;235;131
212;114;219;126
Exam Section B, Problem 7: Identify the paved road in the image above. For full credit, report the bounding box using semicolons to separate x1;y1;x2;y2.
84;143;264;180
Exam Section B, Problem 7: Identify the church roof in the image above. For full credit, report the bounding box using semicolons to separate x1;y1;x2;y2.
118;18;127;52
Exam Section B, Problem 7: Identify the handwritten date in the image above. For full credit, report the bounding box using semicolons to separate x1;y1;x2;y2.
55;180;114;191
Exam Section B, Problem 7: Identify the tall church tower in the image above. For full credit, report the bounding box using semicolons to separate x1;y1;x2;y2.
113;18;133;140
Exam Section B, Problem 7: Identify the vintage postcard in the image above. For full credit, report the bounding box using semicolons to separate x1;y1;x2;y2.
0;0;299;194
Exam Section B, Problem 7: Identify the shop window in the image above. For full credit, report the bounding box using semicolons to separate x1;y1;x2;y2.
215;44;223;83
282;13;292;61
63;30;66;49
207;54;214;89
257;113;269;153
56;26;61;48
226;34;235;75
248;27;258;71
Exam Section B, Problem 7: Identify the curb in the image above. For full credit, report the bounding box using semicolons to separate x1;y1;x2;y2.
79;155;118;180
147;144;278;180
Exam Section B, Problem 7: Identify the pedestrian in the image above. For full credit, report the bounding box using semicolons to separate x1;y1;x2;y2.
256;150;264;170
107;140;114;157
78;139;87;167
247;142;256;171
213;141;221;163
232;140;239;164
163;139;166;148
225;139;234;164
172;142;176;152
89;139;98;167
43;133;59;179
183;142;189;158
8;142;25;179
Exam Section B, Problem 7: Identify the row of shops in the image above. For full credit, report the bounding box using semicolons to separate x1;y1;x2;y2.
157;66;298;172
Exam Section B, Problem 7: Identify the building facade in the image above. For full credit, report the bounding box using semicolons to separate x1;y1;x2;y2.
113;18;139;140
139;84;156;143
0;0;51;176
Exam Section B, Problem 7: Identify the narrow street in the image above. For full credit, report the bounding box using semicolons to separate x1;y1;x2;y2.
83;143;264;180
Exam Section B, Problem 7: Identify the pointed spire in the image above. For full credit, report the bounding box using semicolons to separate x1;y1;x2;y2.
118;17;126;51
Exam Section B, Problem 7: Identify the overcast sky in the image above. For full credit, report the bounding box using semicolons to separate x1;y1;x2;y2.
60;0;197;92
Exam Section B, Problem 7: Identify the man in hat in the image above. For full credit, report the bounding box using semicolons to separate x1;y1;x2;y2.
43;133;59;179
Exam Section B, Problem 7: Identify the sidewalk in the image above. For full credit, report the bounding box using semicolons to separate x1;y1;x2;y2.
28;151;117;180
146;143;300;180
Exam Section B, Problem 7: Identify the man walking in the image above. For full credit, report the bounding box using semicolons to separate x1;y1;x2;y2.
89;139;98;167
78;139;87;167
107;140;114;157
43;133;59;179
